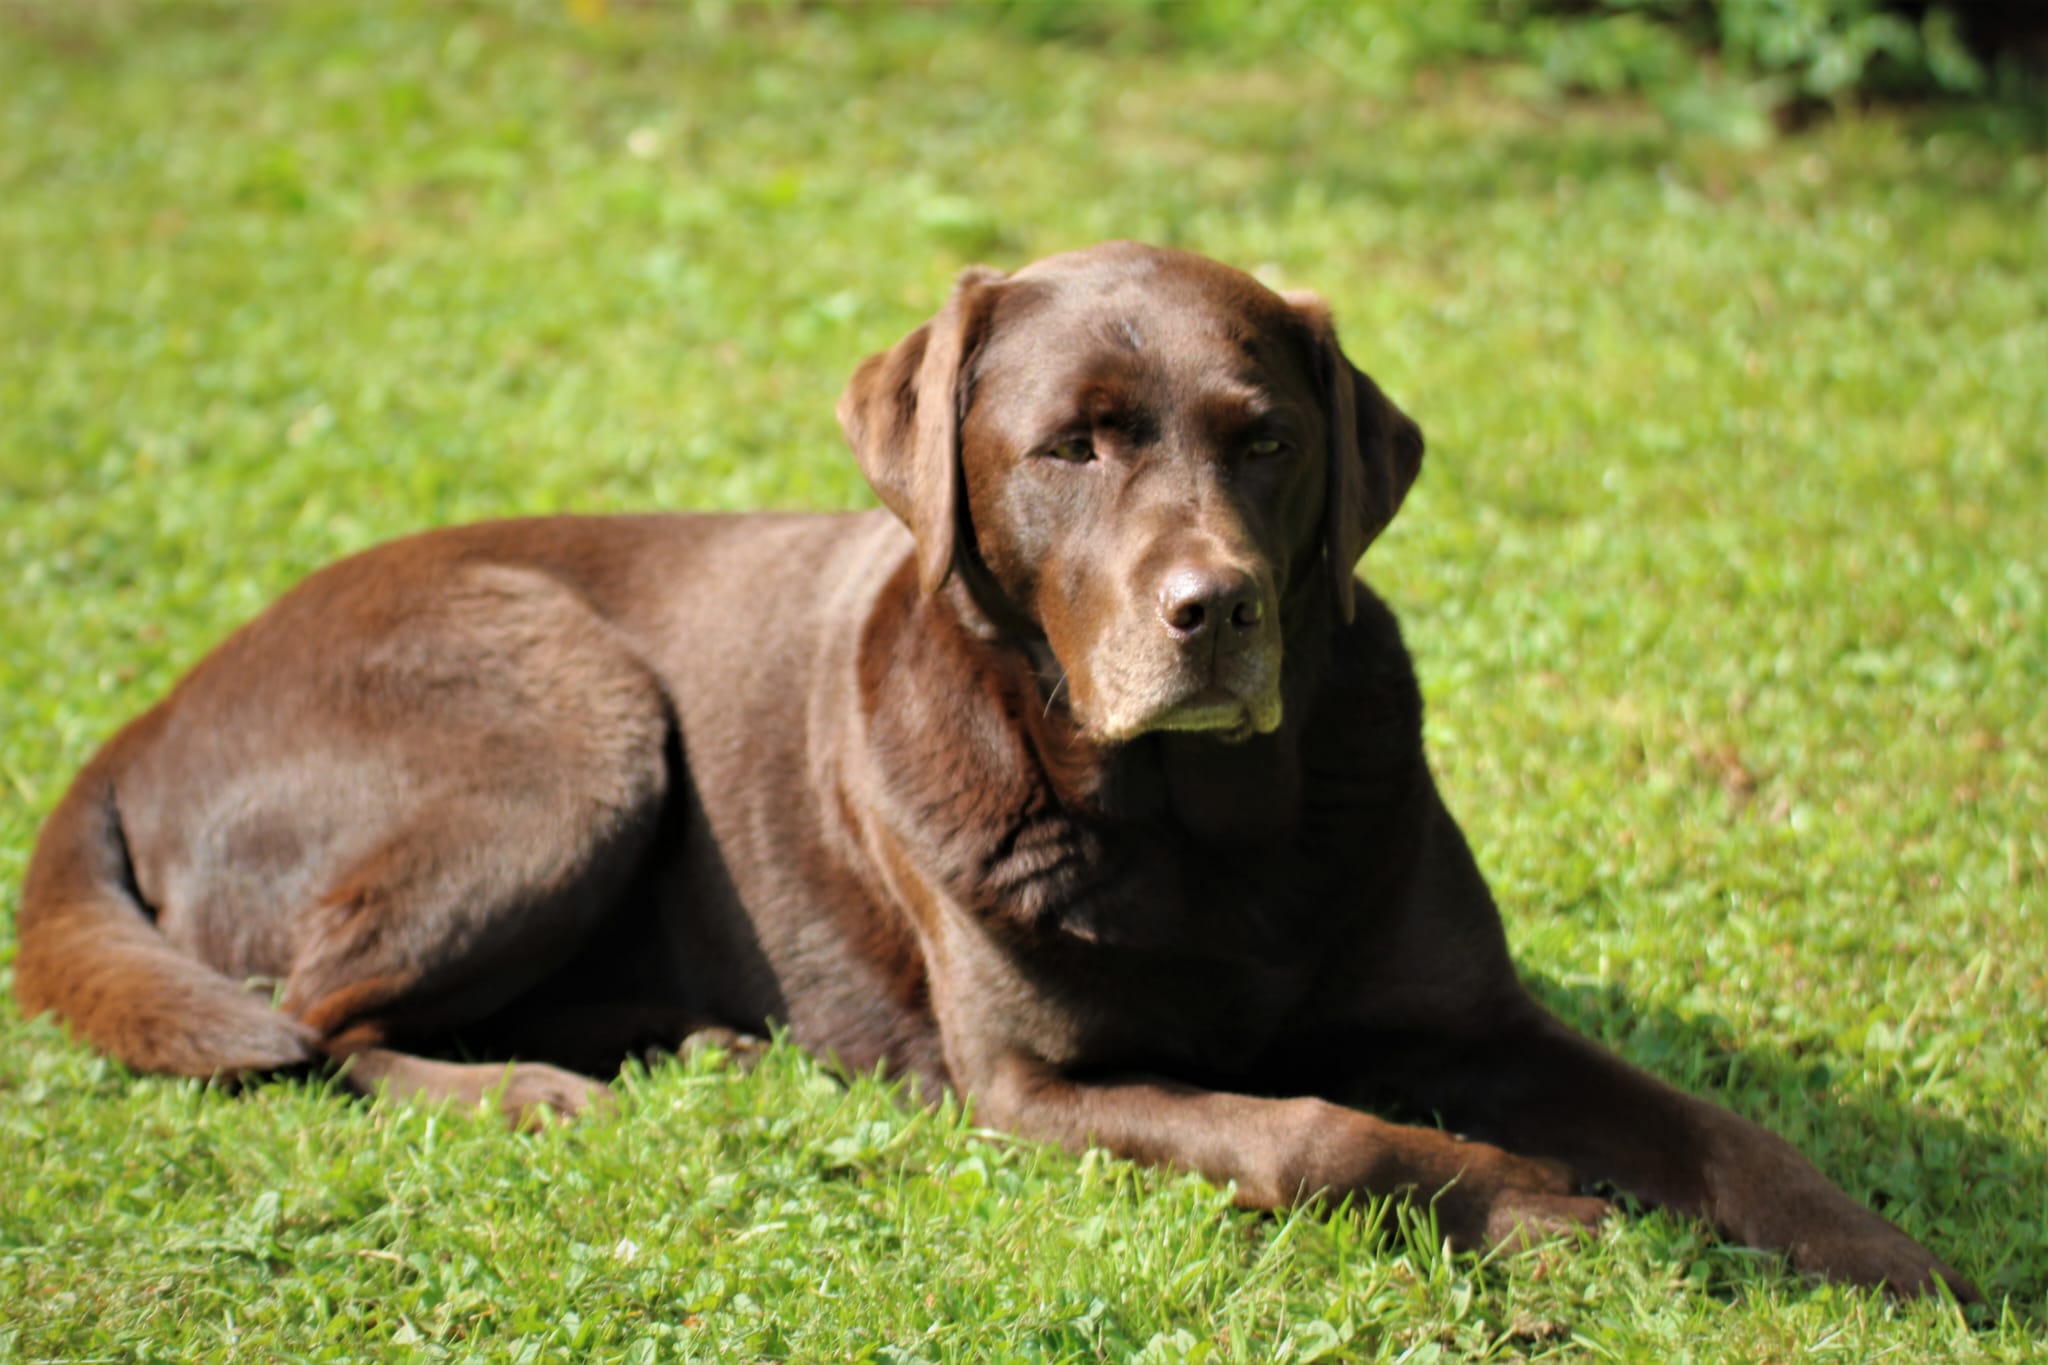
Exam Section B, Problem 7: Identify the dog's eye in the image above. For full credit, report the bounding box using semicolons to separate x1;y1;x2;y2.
1043;438;1096;465
1247;437;1290;458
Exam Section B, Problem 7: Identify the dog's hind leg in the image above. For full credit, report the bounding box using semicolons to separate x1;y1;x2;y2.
279;820;655;1129
22;557;681;1127
254;569;677;1127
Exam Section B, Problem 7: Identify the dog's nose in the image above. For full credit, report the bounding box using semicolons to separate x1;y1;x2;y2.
1158;566;1264;640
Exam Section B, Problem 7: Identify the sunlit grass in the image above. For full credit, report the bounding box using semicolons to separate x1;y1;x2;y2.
2;3;2041;1359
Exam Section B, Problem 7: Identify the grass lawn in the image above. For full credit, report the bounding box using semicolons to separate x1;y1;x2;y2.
2;2;2043;1359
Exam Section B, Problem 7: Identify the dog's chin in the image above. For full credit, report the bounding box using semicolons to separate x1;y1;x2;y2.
1087;685;1283;747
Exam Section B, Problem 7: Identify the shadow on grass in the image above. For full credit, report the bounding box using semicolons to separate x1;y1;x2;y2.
1524;972;2047;1314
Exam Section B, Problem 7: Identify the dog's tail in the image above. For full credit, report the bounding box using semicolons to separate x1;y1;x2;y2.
14;743;316;1077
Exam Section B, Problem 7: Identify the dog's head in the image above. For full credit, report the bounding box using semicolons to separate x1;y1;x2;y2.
839;242;1422;746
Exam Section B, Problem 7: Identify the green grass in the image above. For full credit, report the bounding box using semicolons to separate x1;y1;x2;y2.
2;2;2043;1359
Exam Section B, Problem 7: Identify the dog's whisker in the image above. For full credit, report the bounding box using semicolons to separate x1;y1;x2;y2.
1042;669;1068;721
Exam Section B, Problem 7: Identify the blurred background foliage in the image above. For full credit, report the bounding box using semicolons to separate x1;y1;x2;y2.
980;0;2044;141
24;0;2048;149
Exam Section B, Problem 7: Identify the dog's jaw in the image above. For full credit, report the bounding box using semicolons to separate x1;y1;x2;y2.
1076;662;1286;748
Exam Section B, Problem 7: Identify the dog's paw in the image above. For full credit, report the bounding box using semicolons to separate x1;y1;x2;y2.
1434;1145;1607;1252
1714;1153;1980;1302
1784;1213;1981;1303
497;1062;614;1131
676;1025;770;1072
1473;1150;1609;1251
1482;1189;1613;1252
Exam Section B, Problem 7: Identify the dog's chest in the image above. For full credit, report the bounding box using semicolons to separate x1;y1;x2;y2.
962;811;1355;1073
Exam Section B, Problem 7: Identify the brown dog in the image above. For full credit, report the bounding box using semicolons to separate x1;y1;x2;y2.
16;242;1972;1299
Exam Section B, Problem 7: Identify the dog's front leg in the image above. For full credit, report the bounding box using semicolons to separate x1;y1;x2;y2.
1386;1004;1981;1300
1349;798;1981;1300
967;1054;1608;1252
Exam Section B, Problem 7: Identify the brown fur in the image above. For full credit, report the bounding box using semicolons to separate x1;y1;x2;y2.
15;243;1972;1299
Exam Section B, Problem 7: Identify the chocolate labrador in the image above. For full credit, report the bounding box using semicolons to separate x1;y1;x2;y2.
15;242;1972;1299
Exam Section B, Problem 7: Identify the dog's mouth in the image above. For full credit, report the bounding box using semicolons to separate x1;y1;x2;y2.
1146;684;1277;741
1053;613;1285;748
1085;679;1283;746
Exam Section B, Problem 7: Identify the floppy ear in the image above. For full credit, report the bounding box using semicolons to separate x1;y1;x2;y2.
1285;291;1425;624
836;265;1006;595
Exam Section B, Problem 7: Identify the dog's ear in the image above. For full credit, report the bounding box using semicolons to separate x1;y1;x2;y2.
1285;291;1425;624
837;265;1007;595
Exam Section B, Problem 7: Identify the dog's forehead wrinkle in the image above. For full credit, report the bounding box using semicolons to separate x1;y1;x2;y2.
1201;375;1274;416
